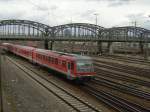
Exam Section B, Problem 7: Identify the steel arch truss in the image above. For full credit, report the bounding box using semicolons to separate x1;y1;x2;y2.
53;23;104;38
0;19;52;37
99;26;150;42
0;19;150;42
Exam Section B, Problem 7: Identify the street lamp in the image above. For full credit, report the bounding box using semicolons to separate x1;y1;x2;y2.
94;13;98;25
145;15;150;60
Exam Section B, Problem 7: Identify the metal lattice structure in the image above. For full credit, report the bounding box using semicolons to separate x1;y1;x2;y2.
53;23;104;38
0;19;52;38
0;19;150;42
98;26;150;42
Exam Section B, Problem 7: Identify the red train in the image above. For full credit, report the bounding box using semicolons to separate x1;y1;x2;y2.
2;43;95;81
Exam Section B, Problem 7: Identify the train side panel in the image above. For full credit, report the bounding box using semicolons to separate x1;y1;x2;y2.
32;50;77;80
12;45;35;61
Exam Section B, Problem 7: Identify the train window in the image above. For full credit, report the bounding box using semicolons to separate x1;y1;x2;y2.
59;60;62;65
53;58;55;64
55;58;57;64
51;57;53;63
62;61;66;67
48;57;51;63
40;54;42;59
46;56;48;61
43;55;45;60
52;57;54;64
45;56;47;60
51;57;52;63
77;60;94;72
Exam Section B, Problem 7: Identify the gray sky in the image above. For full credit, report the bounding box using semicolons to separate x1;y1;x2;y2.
0;0;150;29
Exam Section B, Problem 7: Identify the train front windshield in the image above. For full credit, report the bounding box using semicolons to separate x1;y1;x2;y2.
77;60;94;72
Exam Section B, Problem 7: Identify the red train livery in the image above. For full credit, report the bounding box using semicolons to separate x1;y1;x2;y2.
2;43;95;81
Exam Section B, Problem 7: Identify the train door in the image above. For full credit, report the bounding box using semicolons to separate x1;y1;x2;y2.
67;62;71;79
31;49;36;62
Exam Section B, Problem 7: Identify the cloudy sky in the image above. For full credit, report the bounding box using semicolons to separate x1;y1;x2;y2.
0;0;150;29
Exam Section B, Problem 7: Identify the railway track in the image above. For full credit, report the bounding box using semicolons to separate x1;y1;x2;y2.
94;59;150;78
7;56;101;112
93;55;150;88
83;84;150;112
93;77;150;100
95;67;150;87
98;55;150;66
108;55;150;63
94;62;150;78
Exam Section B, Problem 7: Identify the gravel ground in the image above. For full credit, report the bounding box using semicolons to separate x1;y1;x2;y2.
1;55;72;112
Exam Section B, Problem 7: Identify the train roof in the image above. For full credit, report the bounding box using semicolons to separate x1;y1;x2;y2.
61;53;92;60
14;44;35;50
35;49;92;60
3;43;92;61
2;43;35;50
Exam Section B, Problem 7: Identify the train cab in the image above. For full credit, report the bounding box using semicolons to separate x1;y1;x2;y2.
63;54;95;81
76;59;94;73
53;53;95;81
74;55;95;80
